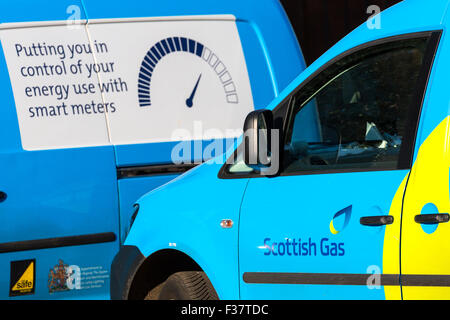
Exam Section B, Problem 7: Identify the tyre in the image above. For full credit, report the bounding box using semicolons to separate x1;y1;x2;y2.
157;271;219;300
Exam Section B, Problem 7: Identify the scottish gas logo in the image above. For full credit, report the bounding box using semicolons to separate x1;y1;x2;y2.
137;37;239;108
263;237;345;257
329;205;352;235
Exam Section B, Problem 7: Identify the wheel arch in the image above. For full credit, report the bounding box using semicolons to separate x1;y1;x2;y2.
127;248;206;300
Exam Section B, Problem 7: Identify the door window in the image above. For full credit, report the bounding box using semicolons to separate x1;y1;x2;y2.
283;36;430;174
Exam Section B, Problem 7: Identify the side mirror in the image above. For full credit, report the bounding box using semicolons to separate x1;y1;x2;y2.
243;109;279;174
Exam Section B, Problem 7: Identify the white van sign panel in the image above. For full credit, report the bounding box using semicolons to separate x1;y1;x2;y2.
0;17;254;151
0;26;111;151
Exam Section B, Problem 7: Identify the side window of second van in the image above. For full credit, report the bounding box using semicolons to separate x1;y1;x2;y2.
283;36;431;174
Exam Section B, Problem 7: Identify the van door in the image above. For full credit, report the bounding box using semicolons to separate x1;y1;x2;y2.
0;24;119;299
236;32;438;299
400;31;449;299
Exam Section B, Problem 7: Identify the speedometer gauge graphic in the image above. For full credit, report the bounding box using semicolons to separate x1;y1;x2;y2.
138;37;239;108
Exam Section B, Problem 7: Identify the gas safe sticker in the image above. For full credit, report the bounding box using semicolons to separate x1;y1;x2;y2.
10;259;35;297
0;16;253;150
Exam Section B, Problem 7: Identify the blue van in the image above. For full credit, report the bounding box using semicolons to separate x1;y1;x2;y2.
113;0;450;300
0;0;305;299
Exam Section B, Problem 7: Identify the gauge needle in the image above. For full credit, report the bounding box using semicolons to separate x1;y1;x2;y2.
186;74;202;108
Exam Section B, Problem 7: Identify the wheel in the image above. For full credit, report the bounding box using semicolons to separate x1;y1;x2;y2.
157;271;219;300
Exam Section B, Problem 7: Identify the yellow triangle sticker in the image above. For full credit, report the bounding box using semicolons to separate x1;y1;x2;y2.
12;261;34;293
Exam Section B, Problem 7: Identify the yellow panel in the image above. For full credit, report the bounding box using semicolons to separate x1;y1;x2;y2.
401;116;450;299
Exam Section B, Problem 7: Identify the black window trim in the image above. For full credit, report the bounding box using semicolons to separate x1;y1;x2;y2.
218;30;442;180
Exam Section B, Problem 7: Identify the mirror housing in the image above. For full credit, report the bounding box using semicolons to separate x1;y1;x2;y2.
243;109;278;173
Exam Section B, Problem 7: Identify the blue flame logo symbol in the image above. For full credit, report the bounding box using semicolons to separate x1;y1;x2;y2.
329;205;352;235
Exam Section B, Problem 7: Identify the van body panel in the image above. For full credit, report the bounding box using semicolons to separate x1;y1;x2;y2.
239;170;408;299
399;4;450;299
0;31;120;299
0;0;304;299
125;161;248;300
120;0;450;300
0;1;86;23
117;174;179;244
81;0;305;97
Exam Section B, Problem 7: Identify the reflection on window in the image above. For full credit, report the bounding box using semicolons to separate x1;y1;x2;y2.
284;38;428;173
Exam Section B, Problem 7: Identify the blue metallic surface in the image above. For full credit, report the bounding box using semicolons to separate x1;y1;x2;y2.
238;170;407;299
0;0;87;23
117;174;180;244
126;162;250;299
126;0;450;300
0;0;305;299
0;41;120;299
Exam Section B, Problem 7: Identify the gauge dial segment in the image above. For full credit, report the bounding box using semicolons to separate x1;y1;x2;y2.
138;36;239;109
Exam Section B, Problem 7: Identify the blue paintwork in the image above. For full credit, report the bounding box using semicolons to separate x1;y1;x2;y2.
238;171;405;299
126;0;450;300
126;161;250;299
419;203;440;234
0;22;120;299
117;174;180;244
0;0;87;23
0;0;304;299
88;0;307;168
81;0;306;264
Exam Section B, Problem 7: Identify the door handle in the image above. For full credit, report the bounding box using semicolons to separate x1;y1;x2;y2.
360;215;394;227
414;213;449;225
